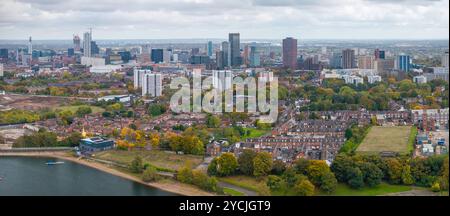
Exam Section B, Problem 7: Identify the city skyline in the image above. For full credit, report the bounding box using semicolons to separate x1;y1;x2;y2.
0;0;448;40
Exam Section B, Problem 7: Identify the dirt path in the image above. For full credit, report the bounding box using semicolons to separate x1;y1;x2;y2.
218;181;258;196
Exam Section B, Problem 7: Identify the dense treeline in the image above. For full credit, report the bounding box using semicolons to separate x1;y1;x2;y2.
207;149;448;195
206;150;338;195
340;124;372;154
331;154;449;190
1;104;99;125
13;130;82;148
294;79;449;111
0;109;40;124
115;126;210;155
178;164;219;192
0;72;122;96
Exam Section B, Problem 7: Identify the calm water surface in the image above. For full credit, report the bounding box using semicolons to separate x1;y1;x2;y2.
0;156;176;196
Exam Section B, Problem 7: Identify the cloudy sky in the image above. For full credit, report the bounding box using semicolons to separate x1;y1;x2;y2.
0;0;448;40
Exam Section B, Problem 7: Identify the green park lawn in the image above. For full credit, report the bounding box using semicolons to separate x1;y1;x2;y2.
223;187;246;196
319;183;414;196
93;150;203;172
357;126;412;154
241;128;270;140
219;175;267;193
54;105;105;114
219;175;417;196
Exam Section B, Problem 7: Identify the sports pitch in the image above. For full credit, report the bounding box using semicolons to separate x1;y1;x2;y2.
357;126;412;154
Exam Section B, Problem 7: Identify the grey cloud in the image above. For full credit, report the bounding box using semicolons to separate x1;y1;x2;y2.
0;0;448;39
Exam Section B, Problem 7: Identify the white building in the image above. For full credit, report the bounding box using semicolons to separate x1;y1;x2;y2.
212;70;232;90
133;68;152;89
81;57;105;66
172;53;178;62
21;54;31;66
342;75;364;85
413;75;427;84
90;65;122;74
0;63;3;77
163;49;171;63
83;30;92;57
424;67;449;82
411;108;449;127
368;75;382;84
38;56;51;63
142;73;162;97
321;68;377;78
98;95;131;103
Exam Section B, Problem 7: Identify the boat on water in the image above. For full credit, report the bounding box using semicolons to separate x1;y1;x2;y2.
45;161;65;165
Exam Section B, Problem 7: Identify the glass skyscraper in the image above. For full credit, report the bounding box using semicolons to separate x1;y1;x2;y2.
151;49;164;63
228;33;241;67
397;54;411;72
207;41;213;57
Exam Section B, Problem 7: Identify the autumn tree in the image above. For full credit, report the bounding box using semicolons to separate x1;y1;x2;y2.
271;160;287;175
206;114;221;128
142;166;160;182
319;171;338;194
385;158;403;184
253;152;273;178
149;132;160;149
294;179;315;196
359;162;383;187
177;165;194;184
439;156;449;190
209;153;238;177
293;158;310;175
347;167;364;189
266;175;285;190
401;164;415;185
305;160;331;185
130;156;144;173
57;110;74;125
238;149;257;175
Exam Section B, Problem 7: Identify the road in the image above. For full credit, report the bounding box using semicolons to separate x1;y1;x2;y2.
218;181;258;196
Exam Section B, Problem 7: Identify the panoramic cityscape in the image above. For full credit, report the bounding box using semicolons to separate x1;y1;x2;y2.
0;0;449;198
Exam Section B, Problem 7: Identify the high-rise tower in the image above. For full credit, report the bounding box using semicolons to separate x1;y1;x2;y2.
228;33;241;67
28;36;32;55
83;28;92;57
282;37;298;70
342;49;356;69
73;35;81;51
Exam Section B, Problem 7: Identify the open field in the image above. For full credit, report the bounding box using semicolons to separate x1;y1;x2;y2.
0;94;69;111
0;128;32;141
218;175;427;196
357;126;412;154
219;175;266;193
93;150;204;172
53;105;104;114
241;128;270;140
320;183;418;196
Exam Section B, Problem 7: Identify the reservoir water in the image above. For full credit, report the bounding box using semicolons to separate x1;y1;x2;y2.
0;156;176;196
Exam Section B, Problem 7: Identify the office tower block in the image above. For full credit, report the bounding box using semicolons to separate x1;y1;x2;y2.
282;37;298;70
